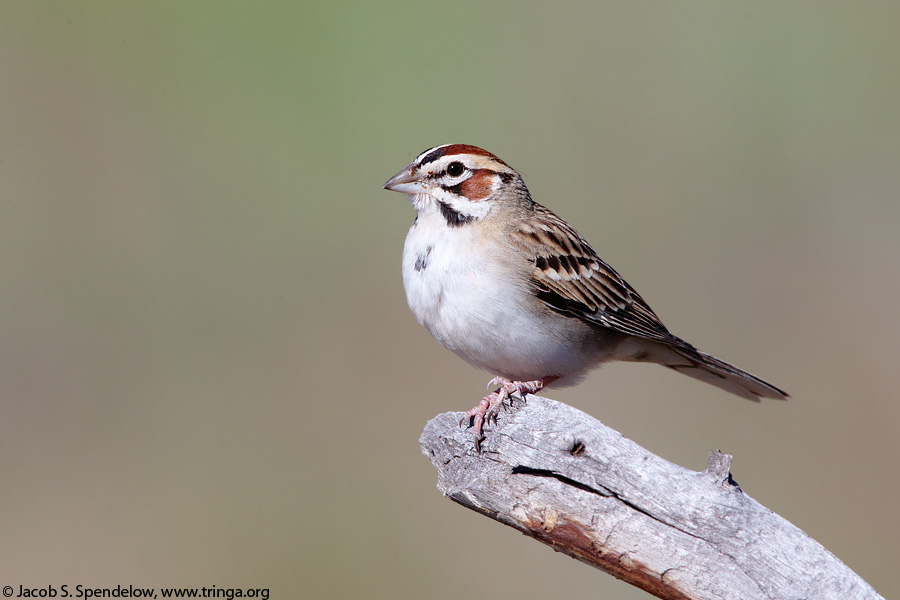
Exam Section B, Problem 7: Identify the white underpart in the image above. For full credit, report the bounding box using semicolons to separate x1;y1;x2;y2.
402;194;617;385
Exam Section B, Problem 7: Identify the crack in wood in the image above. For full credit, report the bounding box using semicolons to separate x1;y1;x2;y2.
511;465;706;542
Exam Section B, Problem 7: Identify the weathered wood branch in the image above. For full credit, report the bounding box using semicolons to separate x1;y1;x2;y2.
419;395;882;600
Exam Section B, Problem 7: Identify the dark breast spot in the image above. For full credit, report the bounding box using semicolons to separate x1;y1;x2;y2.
415;246;433;272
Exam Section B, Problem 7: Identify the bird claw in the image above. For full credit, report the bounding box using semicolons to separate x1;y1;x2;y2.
486;376;506;390
460;376;555;451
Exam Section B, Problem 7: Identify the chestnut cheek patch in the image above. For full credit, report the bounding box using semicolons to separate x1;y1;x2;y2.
460;170;497;201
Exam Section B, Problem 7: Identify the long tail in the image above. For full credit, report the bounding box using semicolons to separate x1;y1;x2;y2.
637;341;788;401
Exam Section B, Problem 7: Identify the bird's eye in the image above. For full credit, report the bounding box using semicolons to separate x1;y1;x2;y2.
446;162;465;177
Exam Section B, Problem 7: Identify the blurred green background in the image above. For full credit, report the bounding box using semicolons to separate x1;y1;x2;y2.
1;2;898;598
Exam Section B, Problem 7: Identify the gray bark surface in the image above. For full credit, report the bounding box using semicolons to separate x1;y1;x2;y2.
419;395;882;600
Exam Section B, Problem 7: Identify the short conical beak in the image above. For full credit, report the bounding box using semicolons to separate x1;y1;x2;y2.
382;164;430;195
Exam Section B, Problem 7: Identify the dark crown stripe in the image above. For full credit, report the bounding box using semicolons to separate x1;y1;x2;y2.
418;144;509;167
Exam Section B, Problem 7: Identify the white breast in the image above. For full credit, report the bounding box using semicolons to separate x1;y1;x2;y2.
402;210;500;352
401;206;618;385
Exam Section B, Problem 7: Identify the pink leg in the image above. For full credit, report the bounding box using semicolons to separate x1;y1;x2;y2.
460;376;559;451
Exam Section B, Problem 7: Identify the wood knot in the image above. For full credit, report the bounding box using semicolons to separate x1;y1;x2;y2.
570;440;586;456
541;507;558;532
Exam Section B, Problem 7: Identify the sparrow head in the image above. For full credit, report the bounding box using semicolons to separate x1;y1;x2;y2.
383;144;531;225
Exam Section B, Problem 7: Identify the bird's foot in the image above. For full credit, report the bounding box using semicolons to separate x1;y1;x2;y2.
460;376;557;452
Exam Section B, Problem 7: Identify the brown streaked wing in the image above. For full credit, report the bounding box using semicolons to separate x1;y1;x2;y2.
519;204;680;345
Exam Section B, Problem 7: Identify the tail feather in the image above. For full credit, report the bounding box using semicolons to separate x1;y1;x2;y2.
666;346;788;401
623;339;789;401
665;348;789;402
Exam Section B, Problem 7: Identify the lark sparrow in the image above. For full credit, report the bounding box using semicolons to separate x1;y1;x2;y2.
383;144;787;448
